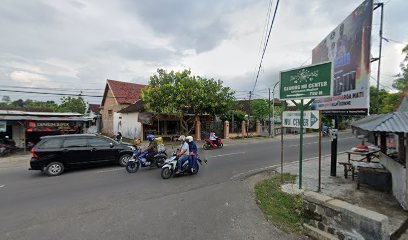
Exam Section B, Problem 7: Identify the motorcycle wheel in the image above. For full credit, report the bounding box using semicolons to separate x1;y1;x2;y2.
202;143;210;150
161;167;173;179
218;143;223;148
126;161;140;173
155;156;166;168
192;164;199;174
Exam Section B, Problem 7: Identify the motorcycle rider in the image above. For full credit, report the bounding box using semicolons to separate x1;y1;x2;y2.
322;123;329;137
176;135;190;174
209;131;219;146
187;135;206;165
143;135;158;164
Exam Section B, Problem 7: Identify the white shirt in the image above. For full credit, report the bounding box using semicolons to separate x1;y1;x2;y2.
180;142;190;156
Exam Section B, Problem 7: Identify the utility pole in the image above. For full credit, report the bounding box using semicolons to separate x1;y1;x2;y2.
268;88;271;137
376;2;384;92
247;91;252;138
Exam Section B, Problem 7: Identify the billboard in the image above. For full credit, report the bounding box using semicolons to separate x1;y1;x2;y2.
311;0;373;114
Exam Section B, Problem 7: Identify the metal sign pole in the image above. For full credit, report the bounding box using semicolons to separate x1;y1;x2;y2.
298;99;304;189
318;111;322;192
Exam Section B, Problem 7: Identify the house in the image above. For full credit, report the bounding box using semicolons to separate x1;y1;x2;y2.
100;79;145;137
85;104;101;133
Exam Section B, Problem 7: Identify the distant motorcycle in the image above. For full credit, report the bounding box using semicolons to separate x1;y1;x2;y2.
126;148;167;173
161;153;199;179
202;138;223;150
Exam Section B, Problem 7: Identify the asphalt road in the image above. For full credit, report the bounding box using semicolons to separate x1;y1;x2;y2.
0;132;360;240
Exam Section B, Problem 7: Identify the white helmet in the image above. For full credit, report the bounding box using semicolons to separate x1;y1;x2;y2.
178;135;186;141
186;136;193;143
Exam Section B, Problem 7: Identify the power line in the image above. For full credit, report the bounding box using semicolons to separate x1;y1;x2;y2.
0;89;140;98
0;84;105;91
252;0;280;93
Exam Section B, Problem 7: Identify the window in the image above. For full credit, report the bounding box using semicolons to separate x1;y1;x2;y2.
38;139;63;149
108;110;113;116
62;138;88;148
88;138;111;147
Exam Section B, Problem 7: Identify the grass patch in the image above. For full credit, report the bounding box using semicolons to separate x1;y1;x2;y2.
254;173;304;233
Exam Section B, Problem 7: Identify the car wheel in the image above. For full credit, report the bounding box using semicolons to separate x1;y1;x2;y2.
45;162;64;176
119;154;132;167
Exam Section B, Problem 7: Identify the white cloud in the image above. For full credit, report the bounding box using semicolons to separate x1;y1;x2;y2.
10;71;50;86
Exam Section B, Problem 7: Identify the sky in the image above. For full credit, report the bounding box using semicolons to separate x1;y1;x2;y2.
0;0;407;104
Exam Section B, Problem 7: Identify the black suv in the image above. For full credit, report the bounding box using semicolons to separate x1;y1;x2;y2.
29;134;135;176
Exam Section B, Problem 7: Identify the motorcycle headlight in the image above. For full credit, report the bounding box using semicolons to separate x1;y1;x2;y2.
128;146;136;151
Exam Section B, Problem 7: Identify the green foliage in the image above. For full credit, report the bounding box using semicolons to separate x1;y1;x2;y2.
392;45;408;92
255;173;304;234
250;99;282;122
142;69;235;134
219;110;246;123
57;96;86;114
369;87;400;114
0;98;58;111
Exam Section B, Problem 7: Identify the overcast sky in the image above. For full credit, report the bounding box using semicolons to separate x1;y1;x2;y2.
0;0;407;104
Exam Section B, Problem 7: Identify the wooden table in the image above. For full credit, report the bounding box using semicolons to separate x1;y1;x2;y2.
338;149;380;180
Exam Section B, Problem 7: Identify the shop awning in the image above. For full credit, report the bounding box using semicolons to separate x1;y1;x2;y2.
351;112;408;133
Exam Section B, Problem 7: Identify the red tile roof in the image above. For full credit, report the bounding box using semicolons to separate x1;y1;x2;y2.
103;79;146;105
88;104;100;114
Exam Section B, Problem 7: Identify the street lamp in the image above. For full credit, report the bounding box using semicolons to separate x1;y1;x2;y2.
271;81;280;137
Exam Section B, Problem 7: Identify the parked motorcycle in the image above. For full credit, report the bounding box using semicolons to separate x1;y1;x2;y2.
126;148;167;173
161;153;199;179
202;138;223;150
0;137;17;157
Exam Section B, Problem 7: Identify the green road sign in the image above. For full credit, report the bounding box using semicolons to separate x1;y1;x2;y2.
280;62;333;100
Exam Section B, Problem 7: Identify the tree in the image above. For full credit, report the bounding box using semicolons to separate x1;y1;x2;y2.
392;44;408;91
1;96;10;103
142;69;235;134
369;86;400;114
57;96;86;114
251;99;269;121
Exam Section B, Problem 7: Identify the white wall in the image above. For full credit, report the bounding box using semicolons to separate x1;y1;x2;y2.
11;125;25;148
380;152;407;209
113;112;142;140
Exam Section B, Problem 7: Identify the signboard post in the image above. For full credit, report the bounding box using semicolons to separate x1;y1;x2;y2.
280;62;333;189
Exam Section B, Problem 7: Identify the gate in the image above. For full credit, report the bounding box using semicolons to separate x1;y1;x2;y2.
201;121;224;139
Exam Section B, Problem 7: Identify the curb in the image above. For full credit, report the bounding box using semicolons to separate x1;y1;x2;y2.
230;152;346;181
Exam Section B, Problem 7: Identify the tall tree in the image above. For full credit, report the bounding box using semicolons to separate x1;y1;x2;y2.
57;96;86;114
392;44;408;91
142;69;235;134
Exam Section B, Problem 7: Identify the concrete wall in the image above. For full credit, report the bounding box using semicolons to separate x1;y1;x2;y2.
380;152;408;210
100;89;129;137
303;191;390;240
113;112;142;140
11;125;25;148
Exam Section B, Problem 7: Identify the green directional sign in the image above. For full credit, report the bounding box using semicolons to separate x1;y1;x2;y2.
280;62;333;100
282;110;320;129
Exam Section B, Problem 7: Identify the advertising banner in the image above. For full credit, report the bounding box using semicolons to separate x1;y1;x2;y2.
282;111;320;129
311;0;373;114
280;62;333;100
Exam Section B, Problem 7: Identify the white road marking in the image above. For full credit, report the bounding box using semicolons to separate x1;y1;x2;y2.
0;185;5;188
95;168;124;173
208;152;246;158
